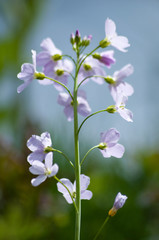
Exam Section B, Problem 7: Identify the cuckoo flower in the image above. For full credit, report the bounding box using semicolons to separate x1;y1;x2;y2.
98;128;125;158
109;192;128;216
92;50;116;68
106;64;134;101
27;132;53;164
102;18;130;52
36;38;62;67
78;56;106;85
57;174;93;204
39;59;73;91
17;50;38;93
58;90;91;121
29;152;59;187
115;95;133;122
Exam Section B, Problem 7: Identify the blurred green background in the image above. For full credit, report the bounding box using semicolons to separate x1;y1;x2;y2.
0;0;159;239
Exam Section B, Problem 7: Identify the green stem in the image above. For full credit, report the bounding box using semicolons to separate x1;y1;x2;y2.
52;148;75;169
93;215;110;240
80;145;99;166
78;75;106;89
78;109;107;135
54;175;78;212
74;53;81;240
45;76;74;100
77;45;100;76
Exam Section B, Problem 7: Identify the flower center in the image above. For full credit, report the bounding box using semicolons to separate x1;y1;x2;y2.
83;63;92;71
72;191;76;199
45;168;52;176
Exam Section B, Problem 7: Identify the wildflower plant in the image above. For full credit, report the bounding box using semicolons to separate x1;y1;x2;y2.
17;18;133;239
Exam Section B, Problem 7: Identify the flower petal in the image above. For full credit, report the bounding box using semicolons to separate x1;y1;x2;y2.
100;128;120;144
80;174;90;191
111;36;130;52
29;160;45;175
105;18;116;39
108;143;125;158
49;163;59;177
117;108;133;122
27;152;45;164
31;175;47;187
81;190;93;200
57;178;74;195
45;152;53;169
27;135;44;152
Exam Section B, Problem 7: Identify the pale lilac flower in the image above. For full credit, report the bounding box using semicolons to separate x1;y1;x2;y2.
78;56;106;85
58;90;91;121
29;152;58;187
36;38;62;67
27;132;52;164
115;95;133;122
39;59;73;91
109;192;128;216
57;174;92;204
17;50;37;93
105;18;130;52
99;128;125;158
108;64;134;101
93;50;116;68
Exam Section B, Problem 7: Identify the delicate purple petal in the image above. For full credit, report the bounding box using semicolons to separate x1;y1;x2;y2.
36;51;52;66
38;78;53;85
111;36;130;52
41;132;52;147
49;163;59;177
105;18;116;39
117;82;134;97
57;178;74;195
114;64;134;82
63;59;74;72
45;152;53;169
108;143;125;158
80;174;90;191
17;81;31;93
17;72;33;81
21;63;35;75
31;175;47;187
77;97;91;117
78;89;87;99
64;105;74;121
31;50;36;70
27;135;44;152
58;92;70;106
81;190;93;200
100;128;120;144
29;161;45;175
63;193;73;204
27;152;45;164
40;38;62;55
117;108;133;122
100;149;111;158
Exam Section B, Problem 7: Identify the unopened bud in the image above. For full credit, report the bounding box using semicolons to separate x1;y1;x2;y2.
70;33;75;45
92;53;101;60
75;29;81;44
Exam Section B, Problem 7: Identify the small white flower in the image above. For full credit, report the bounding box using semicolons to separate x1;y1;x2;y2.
29;152;58;187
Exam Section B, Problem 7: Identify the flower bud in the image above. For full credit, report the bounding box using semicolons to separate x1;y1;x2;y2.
99;38;111;48
75;29;81;44
70;33;75;45
109;192;128;217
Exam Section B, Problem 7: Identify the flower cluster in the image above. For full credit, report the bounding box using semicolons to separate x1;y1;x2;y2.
17;17;132;238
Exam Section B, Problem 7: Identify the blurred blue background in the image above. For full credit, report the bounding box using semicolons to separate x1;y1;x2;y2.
0;0;159;239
